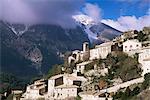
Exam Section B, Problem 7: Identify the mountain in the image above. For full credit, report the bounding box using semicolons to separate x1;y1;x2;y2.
0;21;89;80
1;15;122;80
73;14;122;44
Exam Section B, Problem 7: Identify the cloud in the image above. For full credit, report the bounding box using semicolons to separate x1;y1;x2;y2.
101;15;150;32
82;3;102;22
0;0;85;28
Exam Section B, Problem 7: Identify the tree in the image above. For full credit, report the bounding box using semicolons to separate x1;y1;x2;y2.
113;91;124;99
76;95;81;100
131;86;140;96
116;56;141;81
134;30;138;34
137;31;148;42
0;73;26;94
141;73;150;90
125;87;132;97
120;87;132;100
47;64;62;78
84;62;94;72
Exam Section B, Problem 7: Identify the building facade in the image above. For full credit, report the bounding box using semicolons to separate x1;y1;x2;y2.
47;74;87;99
21;79;46;100
90;42;112;60
123;39;142;54
138;46;150;76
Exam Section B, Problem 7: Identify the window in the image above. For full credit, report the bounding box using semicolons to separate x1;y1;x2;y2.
125;46;127;48
136;44;139;47
79;66;81;69
130;45;132;48
55;77;63;86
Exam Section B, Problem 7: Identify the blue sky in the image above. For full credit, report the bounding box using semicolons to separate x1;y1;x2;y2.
86;0;149;20
81;0;150;31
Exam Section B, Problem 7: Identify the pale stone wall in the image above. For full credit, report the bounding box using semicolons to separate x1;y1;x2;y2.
48;79;55;96
123;39;142;53
90;42;112;60
90;48;100;60
98;77;144;94
76;61;93;74
80;93;113;100
138;47;150;76
53;88;77;99
22;85;42;99
47;74;87;99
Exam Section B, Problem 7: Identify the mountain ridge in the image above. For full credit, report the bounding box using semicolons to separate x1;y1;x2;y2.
73;14;122;44
1;20;90;80
1;15;123;80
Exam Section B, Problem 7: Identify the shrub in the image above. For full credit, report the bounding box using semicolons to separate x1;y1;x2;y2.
131;86;140;96
141;73;150;90
47;64;63;78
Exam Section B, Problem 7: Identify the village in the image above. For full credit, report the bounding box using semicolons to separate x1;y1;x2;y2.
11;29;150;100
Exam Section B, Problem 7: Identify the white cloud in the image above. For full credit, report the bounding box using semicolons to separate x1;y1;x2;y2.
0;0;85;28
101;15;150;32
82;3;101;22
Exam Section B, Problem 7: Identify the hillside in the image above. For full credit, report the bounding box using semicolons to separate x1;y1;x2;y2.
1;21;90;80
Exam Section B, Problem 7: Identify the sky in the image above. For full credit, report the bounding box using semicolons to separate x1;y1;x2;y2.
86;0;150;31
0;0;150;31
87;0;150;20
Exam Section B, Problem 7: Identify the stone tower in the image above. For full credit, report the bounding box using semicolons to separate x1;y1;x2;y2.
83;42;89;52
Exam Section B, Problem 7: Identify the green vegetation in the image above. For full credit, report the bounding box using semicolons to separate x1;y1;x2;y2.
113;73;150;100
5;94;13;100
131;90;150;100
0;73;26;94
113;86;141;100
47;53;75;78
47;64;63;78
105;52;142;82
84;62;95;72
137;31;148;42
76;95;82;100
141;73;150;90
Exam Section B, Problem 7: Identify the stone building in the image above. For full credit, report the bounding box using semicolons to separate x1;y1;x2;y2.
47;74;87;99
123;39;142;55
90;41;112;60
21;79;47;100
138;46;150;76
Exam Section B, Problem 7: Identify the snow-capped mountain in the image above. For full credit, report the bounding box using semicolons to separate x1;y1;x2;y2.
72;14;96;26
73;14;122;44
